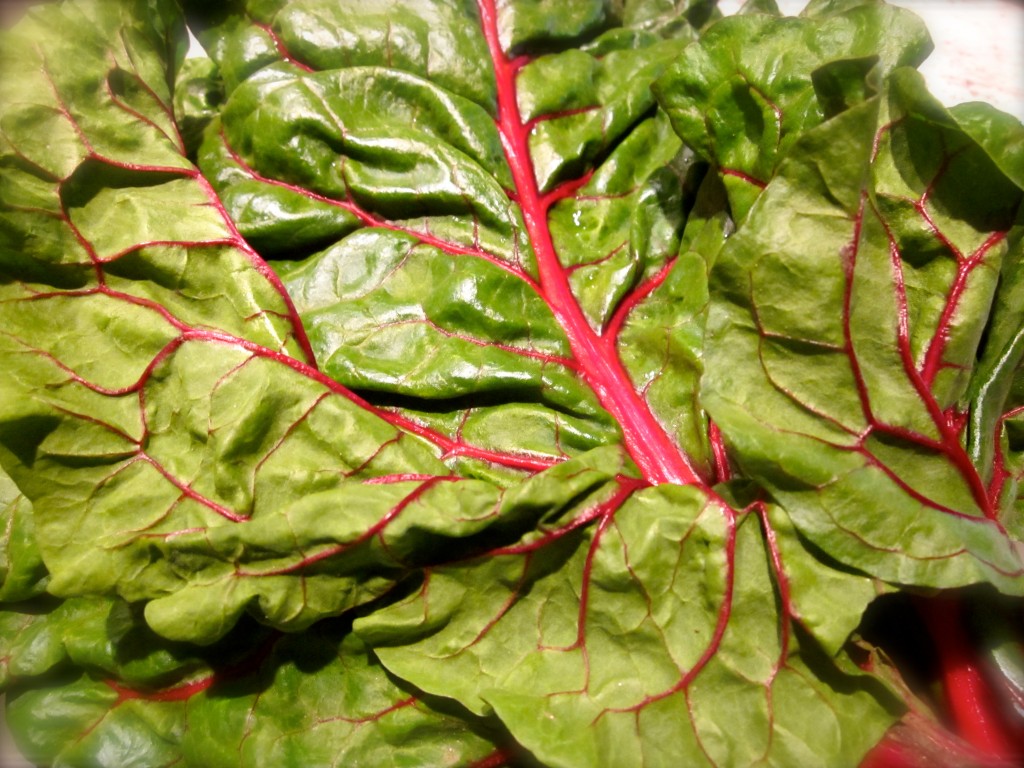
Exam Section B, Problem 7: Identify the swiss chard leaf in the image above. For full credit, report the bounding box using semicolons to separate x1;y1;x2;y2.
0;464;45;604
0;590;241;766
181;620;507;768
654;0;931;220
700;69;1024;591
0;0;631;646
2;0;1024;766
356;484;898;767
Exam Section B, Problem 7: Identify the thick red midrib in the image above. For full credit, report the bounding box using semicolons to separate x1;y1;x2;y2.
476;0;700;487
917;598;1022;762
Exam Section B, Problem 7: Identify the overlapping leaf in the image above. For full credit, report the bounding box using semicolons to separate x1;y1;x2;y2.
0;589;227;767
654;0;931;220
0;0;638;645
186;0;724;485
2;593;503;768
0;463;45;605
701;70;1024;589
2;0;1024;766
181;620;507;768
356;483;898;768
1;537;499;768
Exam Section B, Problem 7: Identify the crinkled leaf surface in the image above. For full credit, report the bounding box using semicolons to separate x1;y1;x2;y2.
0;592;250;766
701;70;1024;590
0;465;45;604
194;0;718;485
2;0;1024;766
0;0;639;646
0;0;733;642
654;0;931;220
8;675;189;768
2;590;500;768
955;104;1024;540
1;554;502;768
356;483;897;768
181;620;506;768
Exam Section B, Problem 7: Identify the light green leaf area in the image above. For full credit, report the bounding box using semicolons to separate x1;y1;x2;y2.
0;595;240;768
0;590;279;762
208;64;522;266
143;447;623;643
65;175;228;261
870;82;1019;411
611;248;715;479
0;596;221;693
278;231;581;400
247;0;497;111
703;72;1024;590
357;485;896;768
956;106;1024;536
0;466;46;603
0;0;482;643
0;290;180;395
654;1;931;220
7;675;187;768
193;1;718;479
0;161;89;277
0;606;62;693
5;319;627;644
0;1;310;359
757;496;892;655
517;35;688;191
611;169;733;482
275;227;620;473
0;335;427;636
183;622;500;768
0;0;188;178
545;111;686;329
197;117;364;257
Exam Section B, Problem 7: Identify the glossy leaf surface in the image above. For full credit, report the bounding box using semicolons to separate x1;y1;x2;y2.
655;1;931;219
1;0;1024;766
701;71;1024;590
357;484;895;768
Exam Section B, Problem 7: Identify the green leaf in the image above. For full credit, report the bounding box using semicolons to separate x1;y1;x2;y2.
357;484;897;767
172;55;224;160
955;105;1024;537
654;1;931;220
702;70;1024;589
718;483;893;656
3;0;594;644
1;593;274;764
0;466;46;603
3;0;1024;765
7;675;188;768
182;620;504;768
